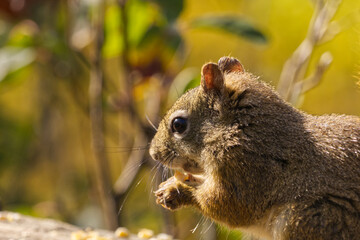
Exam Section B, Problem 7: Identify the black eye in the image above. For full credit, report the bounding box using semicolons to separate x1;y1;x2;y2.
171;117;188;134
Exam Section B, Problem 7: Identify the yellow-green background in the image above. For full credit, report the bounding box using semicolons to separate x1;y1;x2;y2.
0;0;359;239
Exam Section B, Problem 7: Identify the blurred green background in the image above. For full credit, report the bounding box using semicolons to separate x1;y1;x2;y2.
0;0;359;239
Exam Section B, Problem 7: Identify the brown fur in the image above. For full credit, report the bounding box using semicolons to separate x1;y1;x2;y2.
150;57;360;239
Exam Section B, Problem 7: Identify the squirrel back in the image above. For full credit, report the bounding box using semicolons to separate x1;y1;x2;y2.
150;57;360;239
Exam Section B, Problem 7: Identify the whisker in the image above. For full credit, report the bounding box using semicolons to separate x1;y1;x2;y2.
201;218;214;235
106;146;149;154
159;152;176;182
145;114;158;131
174;85;180;98
161;152;174;166
191;218;202;233
148;162;162;201
168;161;180;194
117;176;145;215
150;162;162;187
162;166;169;182
105;144;150;149
106;146;149;150
150;161;161;174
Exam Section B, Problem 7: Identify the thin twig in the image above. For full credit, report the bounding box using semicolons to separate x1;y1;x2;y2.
277;0;341;104
113;0;151;226
89;0;118;229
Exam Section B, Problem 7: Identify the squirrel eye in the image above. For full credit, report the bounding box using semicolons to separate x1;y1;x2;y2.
171;117;188;134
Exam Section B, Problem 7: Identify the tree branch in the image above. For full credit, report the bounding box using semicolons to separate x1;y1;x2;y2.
89;0;118;229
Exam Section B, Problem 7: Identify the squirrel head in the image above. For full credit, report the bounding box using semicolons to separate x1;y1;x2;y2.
150;57;288;176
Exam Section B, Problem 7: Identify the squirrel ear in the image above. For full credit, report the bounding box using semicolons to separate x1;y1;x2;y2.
201;63;224;93
218;57;244;74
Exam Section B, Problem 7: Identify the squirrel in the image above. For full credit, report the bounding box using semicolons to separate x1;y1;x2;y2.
149;57;360;239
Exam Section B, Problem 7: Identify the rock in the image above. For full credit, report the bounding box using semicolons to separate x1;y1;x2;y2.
0;211;175;240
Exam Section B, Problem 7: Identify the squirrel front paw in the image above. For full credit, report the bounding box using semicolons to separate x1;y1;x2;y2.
155;176;195;211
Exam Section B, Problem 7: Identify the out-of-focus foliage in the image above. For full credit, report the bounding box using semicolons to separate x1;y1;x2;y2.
0;0;359;239
191;15;267;44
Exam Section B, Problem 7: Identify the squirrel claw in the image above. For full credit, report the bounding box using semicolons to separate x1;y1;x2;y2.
155;186;182;210
155;178;186;210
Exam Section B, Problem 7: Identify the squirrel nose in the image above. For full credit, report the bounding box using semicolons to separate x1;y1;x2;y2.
149;147;156;161
149;143;158;161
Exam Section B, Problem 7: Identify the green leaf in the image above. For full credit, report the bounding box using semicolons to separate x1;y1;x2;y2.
154;0;183;23
164;25;183;51
167;68;199;105
127;0;157;47
0;47;36;83
183;76;200;92
191;16;267;44
138;24;183;52
137;24;162;48
103;4;123;58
